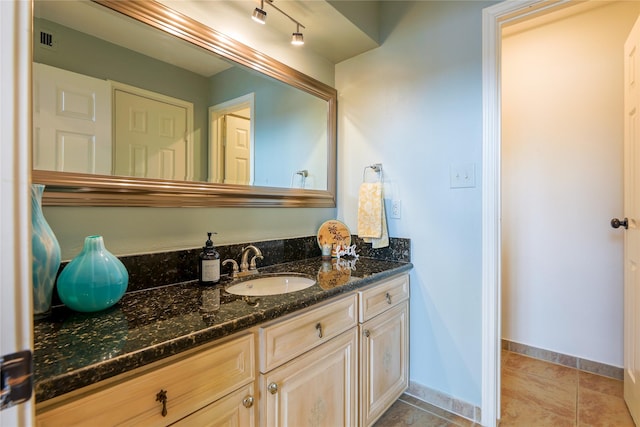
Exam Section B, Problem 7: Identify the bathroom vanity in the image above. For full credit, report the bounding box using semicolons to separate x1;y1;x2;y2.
34;256;411;427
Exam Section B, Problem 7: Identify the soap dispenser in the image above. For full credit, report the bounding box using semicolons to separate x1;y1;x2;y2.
199;232;220;285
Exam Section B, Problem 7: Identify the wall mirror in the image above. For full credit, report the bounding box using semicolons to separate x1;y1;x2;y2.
32;0;337;207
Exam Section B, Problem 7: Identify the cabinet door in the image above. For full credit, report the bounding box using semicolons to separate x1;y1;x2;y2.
360;301;409;427
171;383;256;427
261;329;358;427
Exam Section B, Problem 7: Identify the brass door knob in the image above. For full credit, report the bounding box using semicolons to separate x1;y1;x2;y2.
268;382;278;394
242;395;254;408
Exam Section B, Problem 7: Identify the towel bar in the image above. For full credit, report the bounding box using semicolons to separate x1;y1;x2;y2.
363;163;383;182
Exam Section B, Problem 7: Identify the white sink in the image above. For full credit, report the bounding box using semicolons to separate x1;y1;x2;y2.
225;274;316;296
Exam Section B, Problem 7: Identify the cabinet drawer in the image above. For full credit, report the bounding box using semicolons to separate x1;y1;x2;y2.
358;274;409;322
36;334;255;427
171;383;256;427
259;294;357;372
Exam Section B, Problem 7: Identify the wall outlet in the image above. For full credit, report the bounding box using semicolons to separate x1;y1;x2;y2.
390;199;401;219
450;163;476;188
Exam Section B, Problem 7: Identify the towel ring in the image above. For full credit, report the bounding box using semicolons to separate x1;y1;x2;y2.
363;163;383;182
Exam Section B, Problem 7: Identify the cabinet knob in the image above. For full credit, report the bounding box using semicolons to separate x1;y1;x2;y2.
316;322;323;338
386;292;392;305
268;382;279;394
242;395;254;408
363;329;370;338
155;389;168;417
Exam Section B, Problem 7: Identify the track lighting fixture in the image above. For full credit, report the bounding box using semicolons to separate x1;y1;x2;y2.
291;23;304;46
251;0;305;46
251;0;266;24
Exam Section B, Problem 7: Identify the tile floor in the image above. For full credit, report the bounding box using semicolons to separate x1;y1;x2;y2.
374;350;635;426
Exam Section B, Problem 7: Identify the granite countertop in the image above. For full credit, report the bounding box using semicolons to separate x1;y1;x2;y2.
34;256;412;403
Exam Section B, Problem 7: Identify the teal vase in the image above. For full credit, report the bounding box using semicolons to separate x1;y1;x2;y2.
57;235;128;312
31;184;61;317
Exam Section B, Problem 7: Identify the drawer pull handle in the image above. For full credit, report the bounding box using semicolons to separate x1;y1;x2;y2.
386;292;392;305
156;389;168;417
268;382;279;394
242;395;254;408
363;329;370;338
316;322;323;338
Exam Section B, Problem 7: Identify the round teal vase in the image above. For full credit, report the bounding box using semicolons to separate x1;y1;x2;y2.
57;235;128;312
31;184;61;316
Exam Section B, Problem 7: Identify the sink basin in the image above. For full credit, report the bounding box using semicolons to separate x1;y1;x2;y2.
225;274;316;296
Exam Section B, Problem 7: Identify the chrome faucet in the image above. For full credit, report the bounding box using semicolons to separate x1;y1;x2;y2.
239;245;263;276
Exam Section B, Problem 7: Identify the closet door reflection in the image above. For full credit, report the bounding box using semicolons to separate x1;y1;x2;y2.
113;87;192;181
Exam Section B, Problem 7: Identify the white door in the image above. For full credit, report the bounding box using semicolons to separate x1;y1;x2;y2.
224;113;251;185
208;94;254;185
33;63;112;175
623;13;640;425
113;89;188;180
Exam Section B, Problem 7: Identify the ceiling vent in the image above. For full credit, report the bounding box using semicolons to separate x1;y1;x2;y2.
39;30;57;51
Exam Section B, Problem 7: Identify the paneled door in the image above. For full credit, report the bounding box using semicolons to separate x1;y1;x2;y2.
33;63;111;174
113;88;191;180
224;113;251;185
623;13;640;425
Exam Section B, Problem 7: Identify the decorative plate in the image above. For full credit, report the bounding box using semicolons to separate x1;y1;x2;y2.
316;220;351;252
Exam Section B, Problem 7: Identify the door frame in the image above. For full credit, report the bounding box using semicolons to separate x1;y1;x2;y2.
208;93;255;184
0;0;34;424
481;1;573;425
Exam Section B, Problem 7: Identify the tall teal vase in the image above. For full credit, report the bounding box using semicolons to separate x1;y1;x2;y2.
31;184;61;316
57;235;128;312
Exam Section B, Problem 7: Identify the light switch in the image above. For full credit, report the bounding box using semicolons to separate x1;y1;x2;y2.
450;163;476;188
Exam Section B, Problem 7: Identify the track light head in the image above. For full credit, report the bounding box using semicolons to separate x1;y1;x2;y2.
252;7;267;24
291;31;304;45
291;22;304;45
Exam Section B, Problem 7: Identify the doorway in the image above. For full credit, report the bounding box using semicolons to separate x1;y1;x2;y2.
501;1;628;372
208;93;255;185
482;1;639;425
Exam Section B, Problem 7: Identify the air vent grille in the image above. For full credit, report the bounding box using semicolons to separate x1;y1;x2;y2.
39;30;56;50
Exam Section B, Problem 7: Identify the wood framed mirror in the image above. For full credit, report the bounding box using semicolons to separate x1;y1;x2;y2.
32;0;337;207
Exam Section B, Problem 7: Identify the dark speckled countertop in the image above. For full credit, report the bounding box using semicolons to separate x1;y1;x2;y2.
34;256;412;403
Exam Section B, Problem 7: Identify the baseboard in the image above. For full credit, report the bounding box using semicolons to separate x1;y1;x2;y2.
405;381;481;423
502;339;623;380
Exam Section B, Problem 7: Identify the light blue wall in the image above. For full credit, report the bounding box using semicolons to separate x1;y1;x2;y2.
209;68;328;188
336;1;494;406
